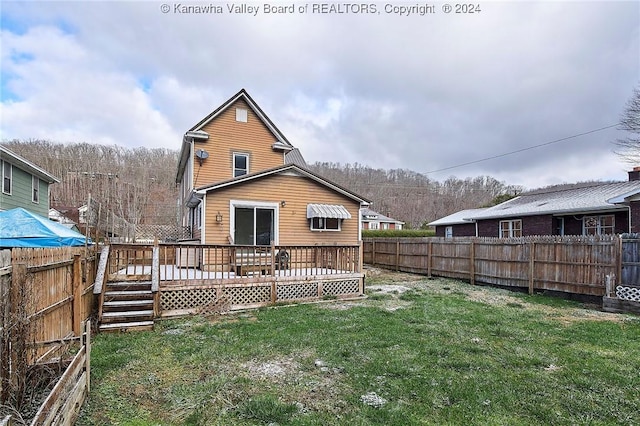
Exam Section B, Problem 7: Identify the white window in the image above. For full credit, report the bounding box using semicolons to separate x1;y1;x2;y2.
583;215;614;235
196;204;202;230
381;223;389;230
500;219;522;238
32;175;40;203
233;153;249;177
231;200;278;245
311;217;341;231
2;161;11;195
236;108;248;123
369;222;379;230
445;226;453;238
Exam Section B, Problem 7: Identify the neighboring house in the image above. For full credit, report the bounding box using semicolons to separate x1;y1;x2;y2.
361;208;404;230
176;89;370;249
0;145;59;218
429;169;640;238
49;207;82;233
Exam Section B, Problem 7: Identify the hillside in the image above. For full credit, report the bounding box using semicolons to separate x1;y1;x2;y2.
3;140;521;228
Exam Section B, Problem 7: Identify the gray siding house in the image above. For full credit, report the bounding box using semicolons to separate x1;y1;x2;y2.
0;146;59;217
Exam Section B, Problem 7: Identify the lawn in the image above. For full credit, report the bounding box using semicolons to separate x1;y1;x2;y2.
77;269;640;425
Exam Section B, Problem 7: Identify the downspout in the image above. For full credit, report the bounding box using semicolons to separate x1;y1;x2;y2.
475;221;479;237
201;194;206;244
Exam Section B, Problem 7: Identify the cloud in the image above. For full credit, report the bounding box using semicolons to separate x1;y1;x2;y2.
0;0;638;189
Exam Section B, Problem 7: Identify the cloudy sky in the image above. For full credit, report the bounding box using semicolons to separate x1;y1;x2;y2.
1;1;638;189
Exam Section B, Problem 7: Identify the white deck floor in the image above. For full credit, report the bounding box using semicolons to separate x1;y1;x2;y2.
118;265;353;280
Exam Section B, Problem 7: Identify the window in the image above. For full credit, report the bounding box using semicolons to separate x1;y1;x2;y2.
368;222;379;230
381;223;389;230
236;108;248;122
445;226;453;238
311;217;340;231
499;219;522;238
233;153;249;177
32;175;40;203
2;161;11;195
234;205;275;245
583;215;614;235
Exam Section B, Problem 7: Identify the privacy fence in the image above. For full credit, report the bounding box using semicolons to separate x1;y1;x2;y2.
0;246;97;415
363;235;640;310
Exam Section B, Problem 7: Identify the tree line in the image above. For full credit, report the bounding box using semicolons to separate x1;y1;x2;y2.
3;139;522;228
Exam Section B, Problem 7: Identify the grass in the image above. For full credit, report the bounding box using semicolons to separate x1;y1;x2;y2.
78;274;640;425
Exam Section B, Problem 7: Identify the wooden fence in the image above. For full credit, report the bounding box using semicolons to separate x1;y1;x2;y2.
0;246;97;407
363;236;619;296
29;320;91;426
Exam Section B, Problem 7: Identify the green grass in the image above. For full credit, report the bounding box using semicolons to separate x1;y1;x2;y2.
78;279;640;426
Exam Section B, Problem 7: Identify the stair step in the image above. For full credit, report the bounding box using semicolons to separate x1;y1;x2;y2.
106;283;152;292
103;309;153;318
104;290;153;300
104;300;154;308
99;321;154;332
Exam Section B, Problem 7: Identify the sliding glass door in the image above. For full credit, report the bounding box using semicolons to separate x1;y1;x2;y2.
234;207;274;245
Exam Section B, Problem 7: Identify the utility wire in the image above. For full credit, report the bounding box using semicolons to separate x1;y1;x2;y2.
424;123;620;174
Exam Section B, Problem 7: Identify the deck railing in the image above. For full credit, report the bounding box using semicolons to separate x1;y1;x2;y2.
105;242;362;282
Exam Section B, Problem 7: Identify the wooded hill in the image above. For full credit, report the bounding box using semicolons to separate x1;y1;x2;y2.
2;140;521;228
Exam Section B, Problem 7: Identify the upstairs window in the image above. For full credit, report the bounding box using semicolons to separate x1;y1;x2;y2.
235;108;248;122
583;215;614;235
32;175;40;203
500;219;522;238
2;161;11;195
233;153;249;177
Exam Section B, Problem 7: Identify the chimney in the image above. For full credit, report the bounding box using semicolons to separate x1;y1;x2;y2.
629;167;640;181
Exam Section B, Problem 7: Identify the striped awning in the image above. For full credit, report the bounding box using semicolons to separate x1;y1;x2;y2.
306;204;352;219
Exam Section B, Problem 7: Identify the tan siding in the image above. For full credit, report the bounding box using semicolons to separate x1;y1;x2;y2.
193;99;285;187
204;174;361;245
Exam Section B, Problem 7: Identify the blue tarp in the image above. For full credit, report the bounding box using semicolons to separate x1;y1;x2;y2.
0;208;92;248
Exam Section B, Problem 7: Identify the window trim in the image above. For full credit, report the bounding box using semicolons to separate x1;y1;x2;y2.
583;214;615;235
32;175;40;203
233;152;249;177
445;226;453;238
499;219;522;238
230;200;279;245
310;217;341;232
2;161;12;195
235;107;248;123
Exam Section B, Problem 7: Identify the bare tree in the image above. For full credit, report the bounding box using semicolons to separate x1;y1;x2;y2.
614;86;640;164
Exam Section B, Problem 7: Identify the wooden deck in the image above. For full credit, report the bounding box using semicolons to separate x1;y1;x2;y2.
95;243;365;327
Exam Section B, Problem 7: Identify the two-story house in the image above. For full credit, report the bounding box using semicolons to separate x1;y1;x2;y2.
176;89;370;251
0;145;59;218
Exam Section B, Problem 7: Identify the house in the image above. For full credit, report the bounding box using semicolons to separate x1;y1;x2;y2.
175;89;370;252
49;207;82;233
0;145;59;218
428;169;640;238
361;208;404;230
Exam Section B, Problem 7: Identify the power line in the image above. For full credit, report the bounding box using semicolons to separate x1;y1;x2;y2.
424;123;620;174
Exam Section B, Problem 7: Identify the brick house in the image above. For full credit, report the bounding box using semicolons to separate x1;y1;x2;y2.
429;170;640;238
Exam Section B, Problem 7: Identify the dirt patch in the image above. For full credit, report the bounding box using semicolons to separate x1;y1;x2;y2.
362;266;631;323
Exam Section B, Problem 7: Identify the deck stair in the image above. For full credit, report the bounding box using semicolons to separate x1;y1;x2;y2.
99;281;155;332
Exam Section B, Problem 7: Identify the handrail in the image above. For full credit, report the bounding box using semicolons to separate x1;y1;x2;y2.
93;245;110;295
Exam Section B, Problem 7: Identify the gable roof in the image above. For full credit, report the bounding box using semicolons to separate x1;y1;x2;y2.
361;208;404;224
190;88;293;148
176;89;295;184
194;163;371;205
427;208;488;226
0;145;59;183
430;181;640;225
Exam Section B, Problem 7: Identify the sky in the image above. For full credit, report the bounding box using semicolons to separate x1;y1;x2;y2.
1;0;638;190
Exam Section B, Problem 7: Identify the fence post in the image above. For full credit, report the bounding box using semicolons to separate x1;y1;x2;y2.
7;263;27;405
84;319;91;393
72;254;82;336
427;240;433;277
528;242;535;295
395;239;400;272
372;240;376;267
470;239;475;285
